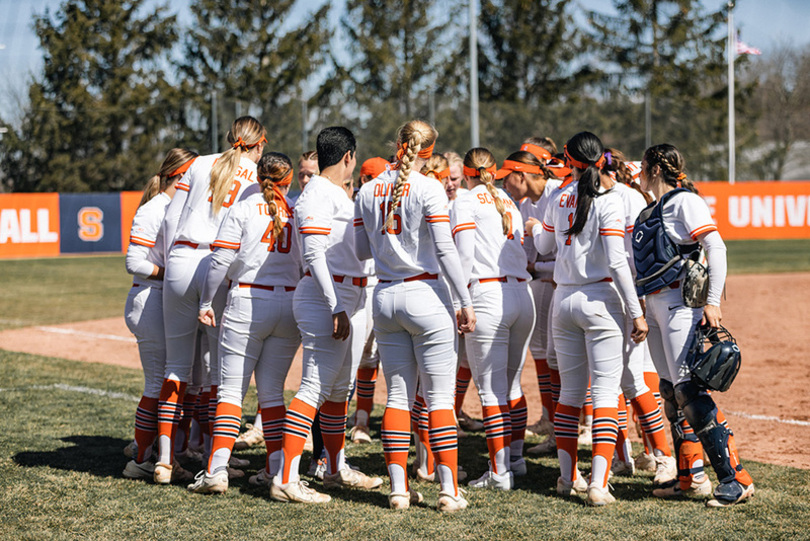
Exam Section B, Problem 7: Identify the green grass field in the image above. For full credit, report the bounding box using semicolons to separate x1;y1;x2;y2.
1;350;808;540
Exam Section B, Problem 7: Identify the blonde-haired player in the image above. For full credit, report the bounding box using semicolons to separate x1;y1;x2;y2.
355;119;475;512
186;152;302;493
527;131;648;506
451;148;535;490
155;116;266;484
122;148;198;480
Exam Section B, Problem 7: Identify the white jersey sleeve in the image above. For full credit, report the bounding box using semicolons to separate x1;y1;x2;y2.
126;192;171;286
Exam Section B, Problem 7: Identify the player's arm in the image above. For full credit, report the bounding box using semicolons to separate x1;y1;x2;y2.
353;198;373;261
427;220;475;332
125;242;162;280
198;210;242;326
160;182;189;254
126;206;163;280
697;230;726;327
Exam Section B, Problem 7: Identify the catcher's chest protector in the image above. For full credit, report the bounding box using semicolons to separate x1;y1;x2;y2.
632;188;699;296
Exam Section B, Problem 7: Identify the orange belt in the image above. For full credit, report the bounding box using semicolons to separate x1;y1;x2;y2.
649;280;680;296
238;282;296;292
378;272;439;284
475;276;527;285
304;271;368;288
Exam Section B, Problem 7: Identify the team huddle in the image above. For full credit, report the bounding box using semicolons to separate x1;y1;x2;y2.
122;116;754;512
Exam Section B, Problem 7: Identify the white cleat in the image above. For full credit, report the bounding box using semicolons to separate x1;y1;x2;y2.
437;489;469;513
611;459;636;477
526;418;554;438
307;458;327;480
270;478;331;503
653;455;677;486
233;423;264;450
509;457;527;477
556;471;588;496
123;441;138;459
653;477;713;498
586;485;616;506
154;460;193;485
468;469;513;491
349;425;372;444
187;469;229;494
388;488;424;510
634;452;656;472
323;467;383;490
123;459;154;480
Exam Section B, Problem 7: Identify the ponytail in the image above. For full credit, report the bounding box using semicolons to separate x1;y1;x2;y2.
464;147;509;236
257;152;293;242
604;147;653;204
138;175;161;207
210;116;267;215
139;148;199;207
643;144;697;194
563;131;607;237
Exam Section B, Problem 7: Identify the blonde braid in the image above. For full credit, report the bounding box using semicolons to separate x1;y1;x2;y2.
258;153;293;241
482;169;510;236
384;141;418;232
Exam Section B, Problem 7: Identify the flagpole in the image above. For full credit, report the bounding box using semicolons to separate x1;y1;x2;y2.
728;1;736;185
469;0;480;148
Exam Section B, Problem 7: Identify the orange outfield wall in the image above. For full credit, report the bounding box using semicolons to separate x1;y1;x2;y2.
0;194;61;258
693;181;810;240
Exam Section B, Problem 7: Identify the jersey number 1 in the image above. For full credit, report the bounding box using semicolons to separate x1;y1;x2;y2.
379;202;402;235
565;212;574;245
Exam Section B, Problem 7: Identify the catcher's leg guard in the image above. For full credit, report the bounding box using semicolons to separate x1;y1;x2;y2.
675;381;739;486
661;379;704;489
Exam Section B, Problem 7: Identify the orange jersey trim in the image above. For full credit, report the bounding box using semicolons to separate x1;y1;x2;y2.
600;228;625;237
130;235;156;248
425;214;450;223
353;218;364;227
452;222;476;236
211;240;240;250
690;224;717;239
299;227;331;235
542;222;554;232
176;182;190;192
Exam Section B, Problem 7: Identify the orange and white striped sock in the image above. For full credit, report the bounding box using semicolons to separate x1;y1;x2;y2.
616;394;631;462
156;378;186;465
642;372;662;455
354;367;377;426
454;366;472;416
319;400;349;475
591;407;619;489
207;402;242;474
582;387;594;426
631;390;670;456
429;408;459;496
207;385;218;439
716;409;753;485
382;407;411;495
482;405;512;474
411;394;434;476
261;405;286;476
176;391;198;454
549;368;561;412
134;396;159;463
554;404;581;483
279;398;317;484
534;357;554;421
508;395;527;458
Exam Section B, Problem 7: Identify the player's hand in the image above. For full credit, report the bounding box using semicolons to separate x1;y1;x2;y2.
525;217;541;235
639;297;646;317
458;306;476;334
332;311;351;341
153;266;165;280
198;308;216;327
631;316;648;343
702;304;722;328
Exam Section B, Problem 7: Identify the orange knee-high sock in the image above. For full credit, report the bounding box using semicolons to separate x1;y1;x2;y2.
382;407;411;495
482;405;512;474
261;405;286;474
429;408;459;496
156;379;187;465
678;420;706;490
319;400;349;475
616;394;630;462
549;368;561;418
134;396;159;463
582;387;593;422
716;409;753;485
280;397;317;484
631;390;670;456
591;407;619;489
207;402;242;474
554;404;581;483
177;392;198;453
534;357;554;420
355;367;378;420
207;385;218;438
454;366;472;416
508;395;527;459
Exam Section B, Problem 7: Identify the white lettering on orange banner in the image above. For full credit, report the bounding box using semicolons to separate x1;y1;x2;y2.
728;195;810;228
0;208;59;244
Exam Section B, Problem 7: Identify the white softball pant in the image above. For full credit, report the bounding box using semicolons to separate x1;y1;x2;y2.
465;280;535;406
528;279;554;360
373;279;457;412
357;278;379;371
125;284;165;398
292;276;366;407
620;310;651;399
163;245;226;383
552;282;624;409
644;287;703;386
217;286;301;408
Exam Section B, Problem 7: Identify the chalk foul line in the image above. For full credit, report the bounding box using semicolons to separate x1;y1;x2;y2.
725;410;810;427
0;383;139;402
34;326;137;343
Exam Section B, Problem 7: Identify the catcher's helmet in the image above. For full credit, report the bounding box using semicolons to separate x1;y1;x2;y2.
687;324;741;392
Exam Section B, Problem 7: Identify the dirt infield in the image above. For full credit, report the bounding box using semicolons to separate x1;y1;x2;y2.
1;272;807;469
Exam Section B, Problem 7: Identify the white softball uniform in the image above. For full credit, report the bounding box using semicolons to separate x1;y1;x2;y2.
519;179;562;363
642;191;726;386
199;192;302;409
162;153;259;383
355;170;472;412
452;184;535;407
125;192;170;398
533;183;642;410
293;175;368;407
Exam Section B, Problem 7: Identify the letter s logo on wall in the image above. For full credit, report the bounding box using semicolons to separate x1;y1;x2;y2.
78;207;104;242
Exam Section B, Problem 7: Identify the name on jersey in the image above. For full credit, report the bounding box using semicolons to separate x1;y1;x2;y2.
559;193;577;208
374;182;410;198
236;166;256;182
256;203;292;219
476;193;517;210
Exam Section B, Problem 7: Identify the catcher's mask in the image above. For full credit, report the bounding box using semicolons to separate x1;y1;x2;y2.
687;324;741;392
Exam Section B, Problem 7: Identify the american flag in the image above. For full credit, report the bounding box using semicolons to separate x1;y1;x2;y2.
736;33;762;56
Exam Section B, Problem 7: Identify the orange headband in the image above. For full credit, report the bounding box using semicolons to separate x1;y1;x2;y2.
520;143;552;162
564;145;606;171
425;168;451;181
463;164;497;177
168;157;196;178
677;172;687;181
494;159;543;180
275;168;293;186
395;141;435;163
232;134;268;151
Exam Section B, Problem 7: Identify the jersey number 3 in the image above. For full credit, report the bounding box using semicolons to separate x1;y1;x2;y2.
208;181;242;209
261;222;292;253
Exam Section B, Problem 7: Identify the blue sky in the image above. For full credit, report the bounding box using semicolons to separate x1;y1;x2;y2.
1;0;808;122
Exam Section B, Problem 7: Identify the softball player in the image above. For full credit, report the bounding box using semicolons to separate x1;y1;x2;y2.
355;120;475;512
271;127;382;505
186;153;302;493
122;149;198;480
527;131;647;506
451;148;534;490
154;116;266;484
500;144;563;455
634;144;754;507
